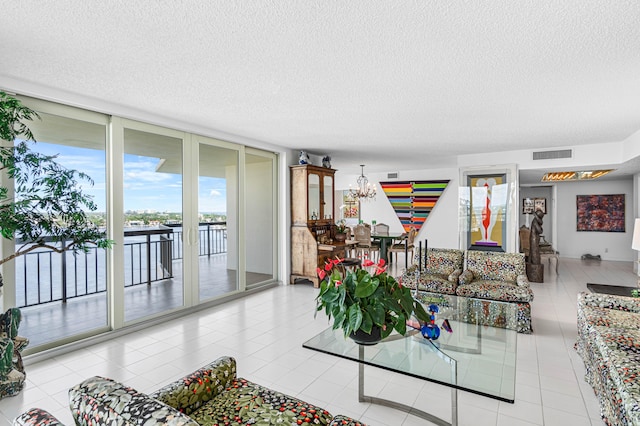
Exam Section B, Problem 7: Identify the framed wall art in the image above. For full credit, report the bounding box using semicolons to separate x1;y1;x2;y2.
534;198;546;214
576;194;625;232
341;191;359;219
466;173;508;251
522;198;534;214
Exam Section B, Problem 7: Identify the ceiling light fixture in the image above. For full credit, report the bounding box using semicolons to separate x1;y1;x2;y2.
348;164;376;201
541;169;613;182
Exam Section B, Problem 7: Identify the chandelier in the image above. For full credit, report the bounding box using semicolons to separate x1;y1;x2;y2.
348;165;376;201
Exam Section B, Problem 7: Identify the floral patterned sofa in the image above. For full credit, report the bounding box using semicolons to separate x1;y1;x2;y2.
401;249;534;333
456;250;534;334
575;292;640;426
400;248;464;295
15;356;366;426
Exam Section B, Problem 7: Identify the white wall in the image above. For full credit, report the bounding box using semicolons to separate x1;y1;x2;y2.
556;178;634;261
334;167;460;250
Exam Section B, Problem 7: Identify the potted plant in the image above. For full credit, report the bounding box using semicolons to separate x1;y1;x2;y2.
315;257;430;344
334;219;348;242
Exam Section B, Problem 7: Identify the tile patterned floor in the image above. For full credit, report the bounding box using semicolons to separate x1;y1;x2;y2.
1;257;636;425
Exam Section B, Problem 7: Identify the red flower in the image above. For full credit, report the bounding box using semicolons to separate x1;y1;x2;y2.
362;259;374;267
317;268;326;280
335;280;342;287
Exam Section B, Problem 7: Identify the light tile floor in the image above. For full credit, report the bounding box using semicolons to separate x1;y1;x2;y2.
1;257;636;425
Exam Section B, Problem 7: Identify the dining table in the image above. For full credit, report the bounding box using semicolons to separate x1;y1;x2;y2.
371;232;405;263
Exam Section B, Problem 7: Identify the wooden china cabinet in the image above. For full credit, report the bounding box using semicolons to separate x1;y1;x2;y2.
290;164;348;287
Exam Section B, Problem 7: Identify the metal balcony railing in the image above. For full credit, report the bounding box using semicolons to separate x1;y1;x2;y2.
15;222;227;308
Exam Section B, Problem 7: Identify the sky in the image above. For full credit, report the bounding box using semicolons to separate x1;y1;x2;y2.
25;142;227;214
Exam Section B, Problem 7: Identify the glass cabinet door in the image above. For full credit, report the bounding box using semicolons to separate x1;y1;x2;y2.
308;173;320;220
323;175;333;220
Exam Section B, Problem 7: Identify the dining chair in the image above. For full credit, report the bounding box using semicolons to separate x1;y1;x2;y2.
374;223;389;235
387;227;417;264
354;224;379;262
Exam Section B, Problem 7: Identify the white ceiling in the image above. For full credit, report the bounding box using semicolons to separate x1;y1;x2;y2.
1;1;639;182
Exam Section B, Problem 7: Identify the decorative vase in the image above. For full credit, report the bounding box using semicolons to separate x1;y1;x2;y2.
349;326;382;345
334;232;347;242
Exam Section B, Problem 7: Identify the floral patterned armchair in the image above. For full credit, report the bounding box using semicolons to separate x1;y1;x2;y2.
64;356;365;426
576;292;640;426
457;250;534;333
400;248;464;295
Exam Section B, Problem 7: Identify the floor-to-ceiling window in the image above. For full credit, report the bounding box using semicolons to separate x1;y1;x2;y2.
122;124;185;322
197;140;240;301
6;98;109;349
245;149;277;289
3;95;280;354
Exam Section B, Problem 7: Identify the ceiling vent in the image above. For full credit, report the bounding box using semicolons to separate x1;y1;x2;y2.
533;149;572;160
387;172;399;179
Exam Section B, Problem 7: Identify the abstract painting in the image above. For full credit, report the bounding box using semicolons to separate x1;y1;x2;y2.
379;180;449;232
576;194;625;232
467;174;507;251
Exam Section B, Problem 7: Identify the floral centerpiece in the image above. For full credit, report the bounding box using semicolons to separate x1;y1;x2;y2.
334;219;348;242
315;258;430;342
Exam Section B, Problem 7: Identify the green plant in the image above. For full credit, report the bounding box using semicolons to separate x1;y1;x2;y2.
0;91;112;267
335;219;347;234
315;258;430;339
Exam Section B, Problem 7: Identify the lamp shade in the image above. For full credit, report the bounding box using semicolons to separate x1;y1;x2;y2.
632;219;640;251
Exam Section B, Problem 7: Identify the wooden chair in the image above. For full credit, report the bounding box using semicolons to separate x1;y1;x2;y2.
387;227;417;264
373;223;389;235
354;224;379;261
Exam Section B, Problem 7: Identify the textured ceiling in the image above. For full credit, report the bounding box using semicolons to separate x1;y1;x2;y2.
1;1;639;180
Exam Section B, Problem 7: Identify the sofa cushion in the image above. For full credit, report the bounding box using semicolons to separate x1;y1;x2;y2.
69;376;197;426
414;248;464;277
581;305;640;330
455;280;534;303
415;274;457;295
189;378;333;425
13;408;65;426
465;251;526;283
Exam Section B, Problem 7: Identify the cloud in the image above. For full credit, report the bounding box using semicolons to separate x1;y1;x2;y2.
209;189;222;197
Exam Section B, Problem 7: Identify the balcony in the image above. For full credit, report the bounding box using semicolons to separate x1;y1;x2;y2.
13;223;272;349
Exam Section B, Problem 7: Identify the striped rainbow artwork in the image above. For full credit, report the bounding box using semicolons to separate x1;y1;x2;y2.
379;180;450;232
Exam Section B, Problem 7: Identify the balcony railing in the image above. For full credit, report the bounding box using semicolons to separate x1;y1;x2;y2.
15;222;227;308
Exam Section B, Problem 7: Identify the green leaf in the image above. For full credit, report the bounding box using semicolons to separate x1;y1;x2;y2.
360;310;373;333
368;303;385;326
347;304;363;333
354;274;378;298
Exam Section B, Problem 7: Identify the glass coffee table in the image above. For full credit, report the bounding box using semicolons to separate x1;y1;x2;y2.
303;293;517;426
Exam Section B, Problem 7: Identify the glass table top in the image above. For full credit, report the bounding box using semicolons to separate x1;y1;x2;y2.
303;293;518;402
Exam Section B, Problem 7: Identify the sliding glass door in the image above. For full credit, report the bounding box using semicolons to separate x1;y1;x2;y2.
245;149;277;289
7;98;109;349
197;139;239;301
122;124;185;322
3;94;279;354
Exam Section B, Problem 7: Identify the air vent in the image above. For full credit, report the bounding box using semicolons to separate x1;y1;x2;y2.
533;149;572;160
387;172;398;179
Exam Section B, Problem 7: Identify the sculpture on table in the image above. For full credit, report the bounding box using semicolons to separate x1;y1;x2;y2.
527;209;545;282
